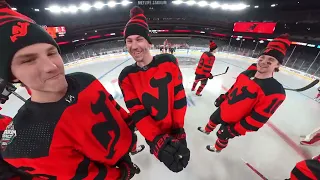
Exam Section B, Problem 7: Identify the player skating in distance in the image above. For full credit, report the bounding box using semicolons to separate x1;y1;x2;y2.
314;86;320;102
119;6;190;173
300;126;320;146
198;34;290;152
0;7;140;180
191;40;217;96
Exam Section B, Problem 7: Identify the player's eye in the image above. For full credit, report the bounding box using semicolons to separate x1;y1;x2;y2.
48;51;58;56
22;58;35;64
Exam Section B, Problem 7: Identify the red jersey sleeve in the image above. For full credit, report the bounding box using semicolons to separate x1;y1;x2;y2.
234;92;286;135
119;77;162;141
289;158;320;180
171;58;187;129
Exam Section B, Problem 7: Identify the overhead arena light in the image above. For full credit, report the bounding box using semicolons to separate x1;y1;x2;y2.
79;3;92;11
69;5;78;13
61;7;70;13
186;0;196;6
210;2;220;8
198;1;208;7
172;0;183;5
107;1;117;7
11;7;17;11
121;0;131;6
94;1;105;9
34;8;40;12
47;5;61;13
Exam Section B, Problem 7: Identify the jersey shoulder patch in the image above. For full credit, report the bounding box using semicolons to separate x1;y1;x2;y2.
259;78;285;96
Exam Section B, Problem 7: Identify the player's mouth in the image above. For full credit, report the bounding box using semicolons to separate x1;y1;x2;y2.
133;51;142;56
47;74;61;81
258;63;269;69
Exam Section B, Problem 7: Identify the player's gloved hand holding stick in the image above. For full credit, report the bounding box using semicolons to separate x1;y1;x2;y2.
117;155;140;180
0;81;27;103
150;134;190;172
197;67;229;81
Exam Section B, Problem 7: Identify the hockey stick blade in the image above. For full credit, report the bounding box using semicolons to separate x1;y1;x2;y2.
284;79;319;92
241;158;268;180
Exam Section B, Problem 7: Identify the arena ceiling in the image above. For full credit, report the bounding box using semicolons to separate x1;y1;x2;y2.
4;0;320;47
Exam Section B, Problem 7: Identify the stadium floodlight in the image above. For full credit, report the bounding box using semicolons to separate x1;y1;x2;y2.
271;4;277;7
107;1;117;7
210;2;220;8
79;3;92;11
11;7;17;11
186;0;196;6
236;38;240;41
254;5;259;8
69;5;78;13
48;5;61;13
94;1;105;9
121;0;131;6
232;3;250;10
259;40;264;43
34;9;40;12
198;1;208;7
172;0;183;5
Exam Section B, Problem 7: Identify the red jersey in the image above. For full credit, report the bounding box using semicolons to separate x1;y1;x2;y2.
1;72;135;179
119;54;187;141
220;63;286;135
289;155;320;180
195;52;215;77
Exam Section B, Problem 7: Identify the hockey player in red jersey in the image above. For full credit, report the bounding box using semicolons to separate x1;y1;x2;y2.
314;86;320;102
191;40;217;96
0;7;139;180
300;127;320;146
198;34;289;152
119;6;190;173
286;155;320;180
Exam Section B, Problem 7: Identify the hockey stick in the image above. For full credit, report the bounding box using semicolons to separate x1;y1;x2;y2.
12;91;26;102
197;66;229;81
241;158;268;180
284;79;319;92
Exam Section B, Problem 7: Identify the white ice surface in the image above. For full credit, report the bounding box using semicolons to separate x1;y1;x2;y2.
1;51;319;180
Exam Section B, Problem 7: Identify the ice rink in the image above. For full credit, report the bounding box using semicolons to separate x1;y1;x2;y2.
1;49;319;180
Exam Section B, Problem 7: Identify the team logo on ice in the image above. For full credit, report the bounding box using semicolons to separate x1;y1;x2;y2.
1;121;16;151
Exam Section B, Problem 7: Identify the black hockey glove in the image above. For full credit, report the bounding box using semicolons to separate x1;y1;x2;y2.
214;94;226;107
208;73;214;79
124;115;136;132
117;155;140;180
216;125;240;140
171;128;187;147
150;134;190;172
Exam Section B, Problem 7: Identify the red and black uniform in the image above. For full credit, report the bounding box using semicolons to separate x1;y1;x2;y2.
1;72;138;179
119;53;190;172
204;63;286;151
192;40;217;96
119;54;187;142
288;155;320;180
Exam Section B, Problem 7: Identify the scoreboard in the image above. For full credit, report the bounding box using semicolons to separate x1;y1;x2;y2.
42;26;66;39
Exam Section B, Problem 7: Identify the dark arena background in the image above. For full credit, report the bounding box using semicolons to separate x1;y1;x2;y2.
1;0;320;179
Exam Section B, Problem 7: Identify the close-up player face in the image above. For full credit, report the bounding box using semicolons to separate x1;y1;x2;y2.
257;55;280;74
11;43;68;94
126;35;151;62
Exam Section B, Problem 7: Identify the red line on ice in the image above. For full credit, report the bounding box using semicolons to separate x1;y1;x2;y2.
220;85;309;159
